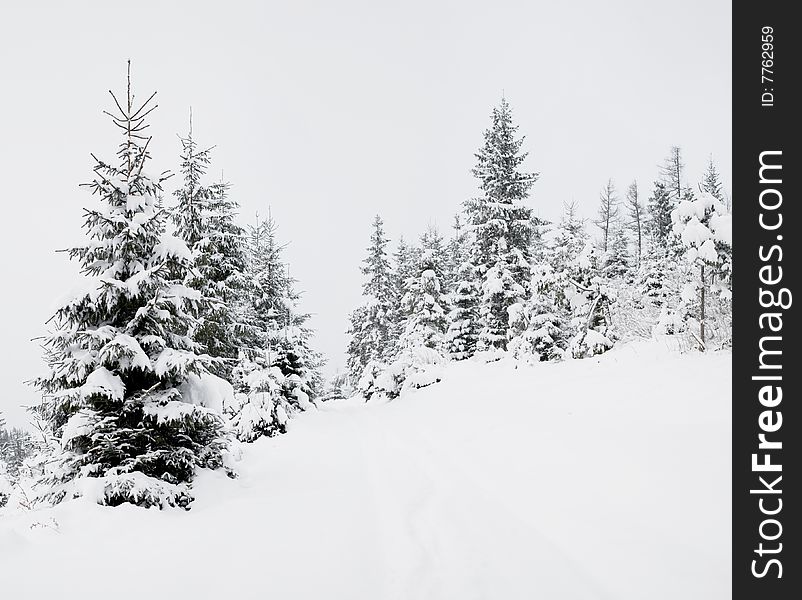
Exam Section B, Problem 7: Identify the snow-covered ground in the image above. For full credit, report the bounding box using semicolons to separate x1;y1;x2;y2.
0;340;730;600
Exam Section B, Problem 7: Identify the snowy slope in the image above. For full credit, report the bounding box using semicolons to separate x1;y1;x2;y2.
0;340;731;600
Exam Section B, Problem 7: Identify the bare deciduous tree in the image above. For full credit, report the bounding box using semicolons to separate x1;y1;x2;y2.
625;180;643;268
594;179;619;253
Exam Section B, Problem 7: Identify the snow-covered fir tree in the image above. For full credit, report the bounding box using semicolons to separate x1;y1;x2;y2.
444;215;468;294
659;146;686;206
670;190;732;348
393;236;419;293
355;228;448;401
646;181;675;251
465;97;537;350
636;178;679;305
445;261;480;360
172;123;248;379
604;226;631;278
508;203;585;362
700;155;727;209
346;215;396;380
390;236;420;343
0;422;35;480
444;216;480;360
396;226;449;352
318;372;351;403
33;64;229;509
229;212;321;442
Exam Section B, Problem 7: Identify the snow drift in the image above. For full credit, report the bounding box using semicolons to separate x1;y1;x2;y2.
0;339;730;600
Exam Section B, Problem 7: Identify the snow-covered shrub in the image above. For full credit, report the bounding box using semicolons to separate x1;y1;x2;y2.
228;358;290;442
568;327;614;359
359;348;444;401
0;464;11;508
507;291;567;364
564;245;616;358
356;359;389;400
317;372;351;402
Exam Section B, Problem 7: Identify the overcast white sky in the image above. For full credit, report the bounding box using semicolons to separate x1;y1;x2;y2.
0;0;730;426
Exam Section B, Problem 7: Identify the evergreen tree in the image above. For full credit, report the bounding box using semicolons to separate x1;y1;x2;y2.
660;146;686;205
393;236;419;293
638;179;681;307
171;116;212;251
172;123;247;379
444;216;480;360
318;372;351;403
397;227;449;351
0;423;35;479
243;213;295;342
465;97;536;350
346;215;395;379
553;200;588;251
509;203;588;362
444;215;469;294
646;181;675;250
389;236;420;344
529;213;548;264
33;64;228;509
604;226;631;277
671;190;732;348
700;155;724;202
445;261;480;360
229;212;321;442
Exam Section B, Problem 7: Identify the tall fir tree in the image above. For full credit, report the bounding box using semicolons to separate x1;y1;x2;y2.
33;64;228;509
346;215;396;380
172;121;247;379
465;97;537;350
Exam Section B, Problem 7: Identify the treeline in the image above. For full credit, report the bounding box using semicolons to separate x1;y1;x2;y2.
346;99;732;399
0;415;36;507
18;64;323;510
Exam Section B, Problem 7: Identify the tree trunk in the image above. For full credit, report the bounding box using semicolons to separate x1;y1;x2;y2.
699;264;706;349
